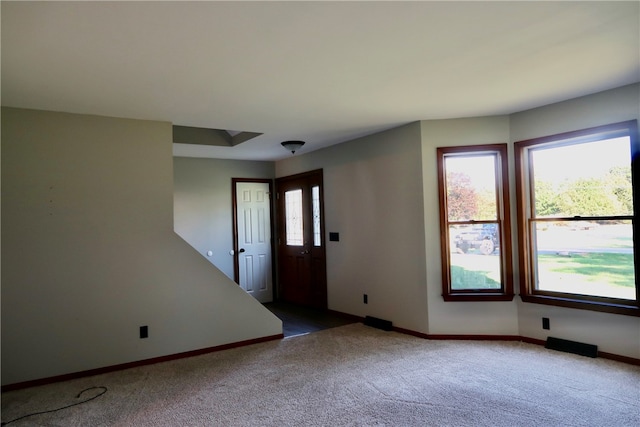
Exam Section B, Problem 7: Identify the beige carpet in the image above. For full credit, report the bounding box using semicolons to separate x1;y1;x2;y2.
2;323;639;426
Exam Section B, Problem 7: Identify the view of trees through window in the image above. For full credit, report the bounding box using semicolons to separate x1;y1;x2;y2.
517;124;638;307
439;122;637;313
532;140;633;218
438;145;513;300
446;170;497;221
446;155;500;290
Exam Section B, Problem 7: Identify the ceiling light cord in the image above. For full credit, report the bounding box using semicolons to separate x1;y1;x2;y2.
1;386;107;426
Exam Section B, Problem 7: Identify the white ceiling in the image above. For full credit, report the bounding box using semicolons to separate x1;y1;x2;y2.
2;1;639;161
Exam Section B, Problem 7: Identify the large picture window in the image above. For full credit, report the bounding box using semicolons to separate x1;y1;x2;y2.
437;144;513;301
515;121;639;315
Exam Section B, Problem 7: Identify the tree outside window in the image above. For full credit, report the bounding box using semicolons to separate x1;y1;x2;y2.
437;144;514;301
515;120;639;315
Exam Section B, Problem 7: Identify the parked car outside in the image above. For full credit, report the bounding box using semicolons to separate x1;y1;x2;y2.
454;223;499;255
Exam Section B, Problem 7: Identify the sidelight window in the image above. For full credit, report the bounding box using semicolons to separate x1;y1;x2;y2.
312;186;321;246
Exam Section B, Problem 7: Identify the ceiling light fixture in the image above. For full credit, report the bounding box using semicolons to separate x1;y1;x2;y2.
281;140;305;154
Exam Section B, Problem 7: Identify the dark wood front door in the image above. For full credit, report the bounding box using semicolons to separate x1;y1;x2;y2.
276;169;327;309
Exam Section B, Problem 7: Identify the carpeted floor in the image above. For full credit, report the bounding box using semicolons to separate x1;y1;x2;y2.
2;323;639;426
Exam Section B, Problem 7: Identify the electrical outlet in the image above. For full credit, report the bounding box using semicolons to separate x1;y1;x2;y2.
140;325;149;339
542;318;550;330
363;294;368;304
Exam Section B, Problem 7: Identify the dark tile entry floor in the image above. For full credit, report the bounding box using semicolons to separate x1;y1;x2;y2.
264;301;361;338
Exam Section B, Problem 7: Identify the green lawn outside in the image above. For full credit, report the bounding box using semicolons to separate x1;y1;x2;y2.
449;251;635;298
538;252;634;288
450;254;501;290
537;252;636;299
448;224;636;297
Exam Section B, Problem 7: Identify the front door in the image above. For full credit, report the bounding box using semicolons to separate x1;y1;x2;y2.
233;180;274;303
276;170;327;309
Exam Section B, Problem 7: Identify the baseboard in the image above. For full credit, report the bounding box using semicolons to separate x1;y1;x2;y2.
327;309;364;323
426;334;523;341
597;351;640;366
393;326;430;339
393;328;640;366
5;326;639;392
521;336;547;346
1;333;284;392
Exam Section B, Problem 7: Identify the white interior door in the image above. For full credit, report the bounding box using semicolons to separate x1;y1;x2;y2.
236;182;273;303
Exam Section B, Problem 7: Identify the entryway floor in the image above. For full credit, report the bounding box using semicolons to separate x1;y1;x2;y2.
264;301;360;338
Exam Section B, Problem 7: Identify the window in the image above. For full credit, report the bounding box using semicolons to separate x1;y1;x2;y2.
312;185;321;246
437;144;514;301
515;121;639;316
284;185;322;247
284;189;303;246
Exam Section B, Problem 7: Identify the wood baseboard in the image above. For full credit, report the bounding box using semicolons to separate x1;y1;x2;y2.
426;333;523;341
393;326;429;339
1;333;283;392
5;324;639;392
594;351;640;366
327;309;364;323
394;328;640;366
521;336;547;346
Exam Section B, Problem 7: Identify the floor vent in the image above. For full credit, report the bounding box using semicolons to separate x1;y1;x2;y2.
545;337;598;358
364;316;393;331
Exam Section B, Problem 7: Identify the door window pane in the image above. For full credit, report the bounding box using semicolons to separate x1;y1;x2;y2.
312;185;321;246
285;189;303;246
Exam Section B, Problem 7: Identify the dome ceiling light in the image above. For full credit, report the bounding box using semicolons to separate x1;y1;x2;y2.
281;140;305;154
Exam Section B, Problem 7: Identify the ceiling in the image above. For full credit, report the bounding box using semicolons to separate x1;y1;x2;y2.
2;1;639;161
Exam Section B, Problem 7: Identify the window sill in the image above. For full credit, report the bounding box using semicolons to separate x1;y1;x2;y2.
521;294;640;317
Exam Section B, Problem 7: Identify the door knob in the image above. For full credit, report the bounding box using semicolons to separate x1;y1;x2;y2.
300;249;309;254
239;248;246;253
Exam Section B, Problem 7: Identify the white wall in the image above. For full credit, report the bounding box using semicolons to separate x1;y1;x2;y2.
276;122;429;333
419;84;639;358
421;116;520;335
5;87;637;388
1;108;281;386
172;84;639;360
169;84;639;361
173;157;274;280
511;83;640;359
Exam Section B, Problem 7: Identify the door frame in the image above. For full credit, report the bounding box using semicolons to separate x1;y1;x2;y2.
232;178;276;300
